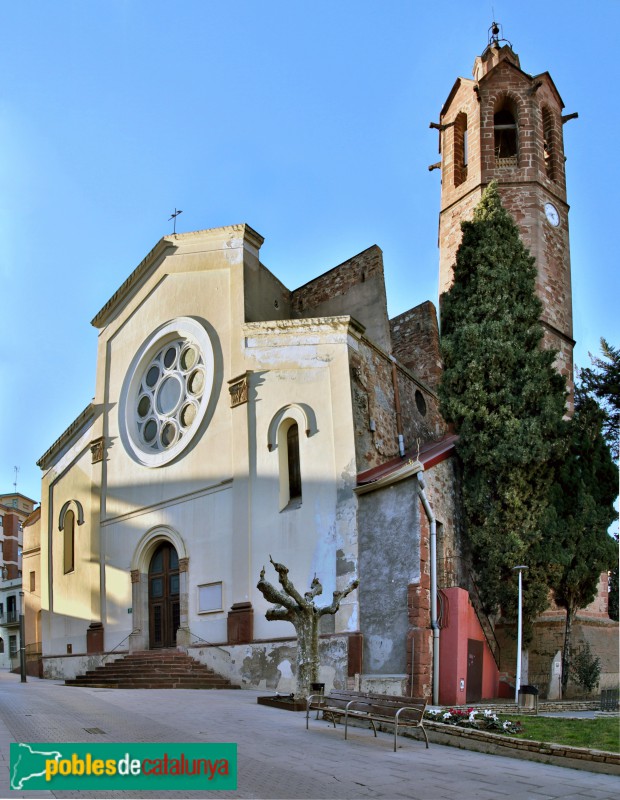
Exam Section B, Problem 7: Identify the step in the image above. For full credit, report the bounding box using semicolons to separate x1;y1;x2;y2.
65;649;239;690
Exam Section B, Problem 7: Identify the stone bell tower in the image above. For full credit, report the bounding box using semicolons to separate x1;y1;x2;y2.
435;22;576;394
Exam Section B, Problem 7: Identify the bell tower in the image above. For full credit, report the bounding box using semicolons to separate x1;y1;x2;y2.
435;23;576;394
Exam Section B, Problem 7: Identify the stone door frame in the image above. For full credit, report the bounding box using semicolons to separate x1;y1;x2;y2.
129;526;190;652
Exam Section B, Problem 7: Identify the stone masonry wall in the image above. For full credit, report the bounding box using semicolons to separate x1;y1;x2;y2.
437;52;574;401
350;336;445;472
498;617;619;698
390;301;443;391
291;245;392;351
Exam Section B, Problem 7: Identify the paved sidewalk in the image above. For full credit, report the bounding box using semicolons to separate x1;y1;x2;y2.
0;671;617;800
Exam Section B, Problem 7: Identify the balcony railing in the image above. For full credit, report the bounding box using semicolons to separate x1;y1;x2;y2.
0;611;19;626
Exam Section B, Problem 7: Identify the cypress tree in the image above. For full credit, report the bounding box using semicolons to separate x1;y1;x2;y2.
579;338;619;460
546;392;618;690
439;182;566;637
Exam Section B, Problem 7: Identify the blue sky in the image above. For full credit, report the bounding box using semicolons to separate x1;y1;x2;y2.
1;1;618;503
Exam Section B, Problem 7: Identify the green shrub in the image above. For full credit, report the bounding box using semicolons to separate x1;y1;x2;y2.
571;642;601;693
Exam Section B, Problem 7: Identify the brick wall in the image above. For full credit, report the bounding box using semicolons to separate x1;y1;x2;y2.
1;513;20;580
406;456;464;698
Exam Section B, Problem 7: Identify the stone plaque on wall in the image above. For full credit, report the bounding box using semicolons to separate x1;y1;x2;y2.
228;374;249;407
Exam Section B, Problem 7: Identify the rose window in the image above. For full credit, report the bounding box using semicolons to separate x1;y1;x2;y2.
120;318;215;467
135;338;206;453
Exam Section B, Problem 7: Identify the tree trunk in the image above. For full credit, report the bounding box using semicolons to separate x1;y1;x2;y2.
295;613;320;699
561;605;574;696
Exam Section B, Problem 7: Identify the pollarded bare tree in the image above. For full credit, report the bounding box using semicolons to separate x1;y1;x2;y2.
257;556;359;699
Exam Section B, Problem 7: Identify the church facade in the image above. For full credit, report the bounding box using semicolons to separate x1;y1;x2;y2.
33;30;617;701
36;227;462;700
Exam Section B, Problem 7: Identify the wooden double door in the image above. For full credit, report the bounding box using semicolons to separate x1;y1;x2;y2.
148;543;180;649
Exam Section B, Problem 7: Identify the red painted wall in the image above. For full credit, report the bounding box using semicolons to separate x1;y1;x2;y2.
438;587;499;705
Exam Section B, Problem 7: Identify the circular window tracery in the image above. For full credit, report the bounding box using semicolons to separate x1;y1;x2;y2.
120;318;215;467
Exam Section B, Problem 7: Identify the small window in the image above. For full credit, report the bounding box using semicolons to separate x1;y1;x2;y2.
63;509;75;574
415;390;427;416
278;420;302;509
542;106;556;181
29;571;36;592
0;638;4;654
198;582;223;613
287;424;302;501
453;112;468;187
494;100;518;166
9;635;17;656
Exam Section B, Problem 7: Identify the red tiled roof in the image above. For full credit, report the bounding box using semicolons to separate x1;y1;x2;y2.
357;433;458;487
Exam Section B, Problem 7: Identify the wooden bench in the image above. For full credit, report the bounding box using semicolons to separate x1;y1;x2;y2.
306;690;428;752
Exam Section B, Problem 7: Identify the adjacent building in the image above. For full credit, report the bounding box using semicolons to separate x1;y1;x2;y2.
0;492;37;671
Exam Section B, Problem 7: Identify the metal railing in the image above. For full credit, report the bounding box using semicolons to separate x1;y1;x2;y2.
438;557;501;669
601;688;619;712
25;642;42;661
100;632;132;664
187;629;230;656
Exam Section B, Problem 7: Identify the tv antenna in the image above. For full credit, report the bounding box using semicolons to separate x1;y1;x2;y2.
13;465;19;494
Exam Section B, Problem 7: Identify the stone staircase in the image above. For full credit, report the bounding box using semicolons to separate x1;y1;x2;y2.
65;649;239;689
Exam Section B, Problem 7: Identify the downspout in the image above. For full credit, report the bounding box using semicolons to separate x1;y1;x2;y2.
417;471;439;705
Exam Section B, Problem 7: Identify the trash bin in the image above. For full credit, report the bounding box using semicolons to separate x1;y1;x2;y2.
518;685;539;711
310;682;325;696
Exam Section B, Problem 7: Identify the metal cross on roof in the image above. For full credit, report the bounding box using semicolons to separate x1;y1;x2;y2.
169;208;183;234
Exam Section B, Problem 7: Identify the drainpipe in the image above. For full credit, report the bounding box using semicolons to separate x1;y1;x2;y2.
390;356;406;457
416;471;439;705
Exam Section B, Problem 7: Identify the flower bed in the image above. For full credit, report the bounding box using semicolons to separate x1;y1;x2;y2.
425;707;523;735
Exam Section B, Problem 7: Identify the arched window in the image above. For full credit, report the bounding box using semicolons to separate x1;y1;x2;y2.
542;106;556;180
453;112;468;187
278;420;302;509
287;423;302;501
63;509;75;574
0;637;4;654
494;98;518;166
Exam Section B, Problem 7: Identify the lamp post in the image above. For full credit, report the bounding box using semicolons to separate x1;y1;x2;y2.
19;590;27;683
512;565;528;704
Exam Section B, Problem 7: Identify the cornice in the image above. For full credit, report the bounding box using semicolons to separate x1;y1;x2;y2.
91;223;265;330
37;404;96;471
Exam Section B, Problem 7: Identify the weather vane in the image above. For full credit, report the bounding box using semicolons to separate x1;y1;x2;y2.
169;208;183;234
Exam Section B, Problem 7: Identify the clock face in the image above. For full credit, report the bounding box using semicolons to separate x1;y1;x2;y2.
120;317;215;467
544;202;560;227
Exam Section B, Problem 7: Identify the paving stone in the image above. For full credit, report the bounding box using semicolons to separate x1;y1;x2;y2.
0;670;618;799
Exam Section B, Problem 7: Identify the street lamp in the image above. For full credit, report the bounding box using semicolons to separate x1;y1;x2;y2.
512;565;528;704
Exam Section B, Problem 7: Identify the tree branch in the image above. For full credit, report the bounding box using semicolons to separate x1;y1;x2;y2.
318;578;359;616
269;555;307;607
265;606;294;622
257;565;297;611
304;575;323;602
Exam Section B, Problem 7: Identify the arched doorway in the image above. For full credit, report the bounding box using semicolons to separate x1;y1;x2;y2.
148;542;180;648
